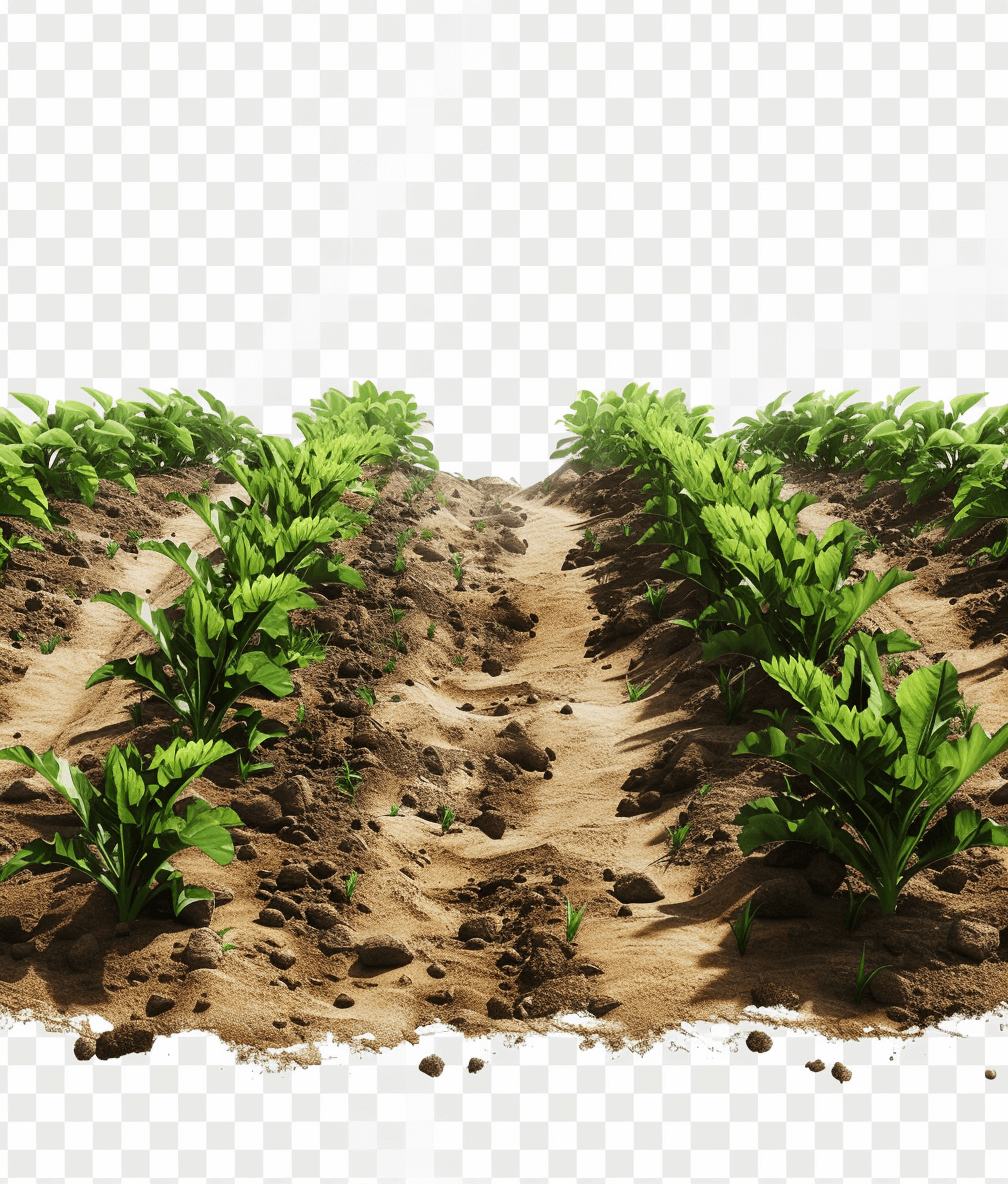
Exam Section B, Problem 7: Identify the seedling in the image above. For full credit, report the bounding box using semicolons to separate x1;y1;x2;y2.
730;899;761;956
858;534;881;557
382;657;396;673
125;527;143;543
389;803;399;816
853;943;892;1004
129;699;143;728
753;707;790;730
475;520;486;532
64;583;77;598
717;663;752;724
426;622;436;639
421;529;434;541
451;556;464;582
355;686;376;706
389;603;405;624
643;582;668;619
295;701;306;727
201;479;212;494
105;540;120;559
8;630;23;642
626;676;650;702
949;693;981;736
623;523;630;536
237;753;272;783
439;806;456;833
435;492;448;506
541;479;549;493
584;527;596;546
40;634;62;654
395;530;412;552
886;653;901;678
57;527;78;544
334;758;363;804
394;555;406;574
843;882;878;933
390;630;406;652
451;653;466;667
696;781;712;798
564;896;587;942
216;926;235;952
655;821;692;871
343;870;359;901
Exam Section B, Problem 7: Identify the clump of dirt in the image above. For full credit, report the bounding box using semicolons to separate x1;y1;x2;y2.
1;457;1008;1060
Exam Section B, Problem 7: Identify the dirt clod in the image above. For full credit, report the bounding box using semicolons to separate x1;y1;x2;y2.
419;1054;445;1077
831;1062;852;1083
745;1030;773;1053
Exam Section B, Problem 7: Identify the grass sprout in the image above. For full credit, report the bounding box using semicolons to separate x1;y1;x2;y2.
355;686;375;706
426;622;436;639
334;758;363;804
343;871;359;900
626;676;650;702
717;663;752;723
40;634;62;654
389;603;405;624
843;883;879;933
643;582;668;619
564;896;587;942
730;899;761;956
105;540;120;558
853;943;892;1004
439;806;456;833
389;803;399;816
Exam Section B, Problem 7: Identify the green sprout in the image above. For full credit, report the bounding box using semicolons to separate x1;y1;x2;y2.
717;663;752;724
541;479;549;493
215;926;235;952
390;630;407;653
626;676;650;702
451;653;466;667
753;706;791;730
389;803;399;816
389;603;405;624
853;943;892;1005
421;529;434;540
296;701;306;727
451;556;464;582
475;520;486;532
40;634;62;655
439;806;456;833
655;821;692;871
201;478;212;494
129;699;143;728
643;582;668;619
355;686;376;706
623;523;630;536
394;555;406;574
334;758;363;804
843;882;879;933
125;527;143;543
564;896;587;942
730;899;761;956
859;534;881;557
343;871;359;901
237;753;272;783
105;540;120;559
427;622;436;639
8;630;24;642
696;781;712;798
382;657;396;673
885;653;901;678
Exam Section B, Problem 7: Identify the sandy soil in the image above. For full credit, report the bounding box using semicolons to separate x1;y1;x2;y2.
0;456;1007;1061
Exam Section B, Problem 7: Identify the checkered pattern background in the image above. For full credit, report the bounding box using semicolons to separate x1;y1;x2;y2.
3;2;1008;1180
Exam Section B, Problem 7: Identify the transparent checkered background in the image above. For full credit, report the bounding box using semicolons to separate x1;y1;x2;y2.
3;2;1008;1181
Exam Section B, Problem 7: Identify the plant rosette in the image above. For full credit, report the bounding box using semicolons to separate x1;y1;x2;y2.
0;737;241;923
732;631;1008;914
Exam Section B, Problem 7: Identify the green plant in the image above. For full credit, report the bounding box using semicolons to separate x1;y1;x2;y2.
355;686;376;706
129;699;143;728
296;700;306;727
696;781;712;798
64;583;77;598
843;882;878;933
752;707;791;731
390;630;406;652
439;806;456;833
382;657;396;673
216;925;235;952
859;534;881;557
126;527;143;543
451;653;466;667
201;478;211;494
105;539;120;559
541;479;549;493
949;693;981;736
626;676;650;702
733;630;1008;914
343;870;359;900
717;663;752;723
655;821;692;870
0;737;239;922
643;582;669;619
389;603;405;624
623;523;630;536
334;757;363;803
475;520;485;532
237;753;272;783
421;529;434;541
39;634;62;654
564;896;587;942
426;622;436;639
730;898;761;956
451;555;464;582
8;630;23;642
853;943;892;1004
389;803;399;816
394;555;406;574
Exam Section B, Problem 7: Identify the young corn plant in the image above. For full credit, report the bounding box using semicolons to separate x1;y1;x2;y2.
730;899;761;956
355;686;376;706
389;803;399;816
40;634;62;654
105;540;120;558
717;663;752;723
654;821;692;871
643;582;669;620
853;943;892;1004
426;622;436;639
475;520;485;532
390;630;406;653
626;676;650;702
439;806;456;833
334;758;363;804
451;653;466;667
564;897;587;942
343;870;359;901
129;698;143;728
421;529;434;541
0;737;240;922
389;603;405;624
216;926;236;952
843;882;878;933
382;657;396;673
451;555;465;583
696;781;713;798
886;653;902;678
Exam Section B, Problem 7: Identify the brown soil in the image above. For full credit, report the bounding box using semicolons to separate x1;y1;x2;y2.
1;457;1008;1061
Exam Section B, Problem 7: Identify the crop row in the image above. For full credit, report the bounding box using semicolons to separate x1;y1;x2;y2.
553;382;1008;919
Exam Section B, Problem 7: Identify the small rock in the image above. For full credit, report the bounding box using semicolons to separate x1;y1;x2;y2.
24;595;43;612
989;784;1008;805
265;892;303;920
179;897;215;928
801;850;847;896
587;995;622;1017
886;1006;913;1024
113;922;130;938
178;928;224;970
986;1069;997;1080
805;1059;825;1073
233;795;282;830
73;1035;96;1061
468;1057;485;1073
213;888;234;907
193;1000;210;1013
481;658;503;677
763;840;816;869
473;812;507;840
273;774;313;815
427;962;447;979
67;932;101;973
356;935;414;968
947;918;1000;961
612;872;665;904
305;903;344;930
419;1054;445;1078
750;981;800;1009
276;864;313;891
309;860;339;880
145;994;176;1018
616;906;632;917
318;923;357;955
466;937;487;950
270;949;297;970
831;1061;852;1083
427;988;454;1005
602;868;615;882
95;1024;155;1061
334;993;355;1009
746;1030;773;1054
749;876;814;918
25;577;44;592
487;996;513;1019
935;865;970;894
236;843;258;861
637;791;662;812
459;916;501;943
907;555;928;571
560;704;572;715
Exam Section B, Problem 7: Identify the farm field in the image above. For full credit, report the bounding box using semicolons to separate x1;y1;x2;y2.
2;382;1008;1061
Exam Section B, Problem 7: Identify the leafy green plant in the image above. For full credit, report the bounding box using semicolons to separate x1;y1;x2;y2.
126;527;143;544
858;534;881;557
564;896;587;942
475;520;485;532
439;806;456;833
623;523;630;536
421;529;434;541
355;686;376;706
733;630;1008;914
541;479;549;493
64;583;77;598
216;926;235;952
717;663;752;723
730;898;761;956
886;653;902;678
389;603;405;624
696;781;712;798
843;882;878;933
105;539;120;559
655;821;692;871
296;700;306;727
426;622;436;639
390;630;407;653
334;757;363;803
129;699;143;728
8;630;23;642
0;737;239;922
343;870;359;901
752;707;791;731
626;676;650;702
382;657;396;673
237;753;272;783
451;653;466;667
389;803;399;816
853;943;892;1004
949;693;981;737
643;582;669;619
451;555;464;582
201;478;212;494
40;634;62;654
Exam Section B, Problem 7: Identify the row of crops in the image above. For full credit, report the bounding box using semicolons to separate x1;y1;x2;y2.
552;382;1008;918
0;381;439;922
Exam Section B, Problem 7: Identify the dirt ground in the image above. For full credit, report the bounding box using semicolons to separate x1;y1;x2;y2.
0;455;1007;1062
